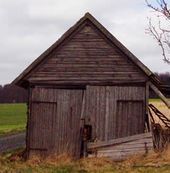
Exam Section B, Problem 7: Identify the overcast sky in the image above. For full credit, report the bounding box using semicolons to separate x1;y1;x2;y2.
0;0;169;85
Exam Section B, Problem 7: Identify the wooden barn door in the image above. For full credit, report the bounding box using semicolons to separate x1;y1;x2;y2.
52;89;83;158
29;87;83;158
84;86;145;142
29;102;55;150
29;88;58;154
106;86;145;140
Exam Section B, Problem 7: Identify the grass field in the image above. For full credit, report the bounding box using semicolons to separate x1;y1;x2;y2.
0;103;27;135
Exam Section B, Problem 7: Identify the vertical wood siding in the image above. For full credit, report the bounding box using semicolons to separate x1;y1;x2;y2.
28;22;147;85
30;102;54;149
29;87;83;158
28;85;146;157
84;86;106;141
84;86;145;141
116;101;144;138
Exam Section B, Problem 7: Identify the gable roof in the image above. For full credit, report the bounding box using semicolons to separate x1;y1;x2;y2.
12;12;160;87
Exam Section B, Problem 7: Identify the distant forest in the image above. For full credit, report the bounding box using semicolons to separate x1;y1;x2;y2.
0;84;27;103
150;72;170;98
0;72;170;103
155;72;170;86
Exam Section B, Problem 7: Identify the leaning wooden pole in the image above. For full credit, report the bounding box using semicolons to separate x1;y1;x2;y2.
149;82;170;109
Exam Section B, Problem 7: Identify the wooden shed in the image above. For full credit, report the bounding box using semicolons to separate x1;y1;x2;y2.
12;13;169;159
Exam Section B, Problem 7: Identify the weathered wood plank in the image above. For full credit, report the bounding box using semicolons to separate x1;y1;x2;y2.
88;132;152;150
88;132;153;160
105;86;109;141
97;140;153;151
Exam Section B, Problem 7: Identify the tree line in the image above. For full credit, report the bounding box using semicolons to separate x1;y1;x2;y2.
0;84;27;103
0;72;169;103
155;72;170;86
151;72;170;98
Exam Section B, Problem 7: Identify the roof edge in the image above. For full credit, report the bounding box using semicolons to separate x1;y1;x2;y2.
12;12;160;87
12;13;89;86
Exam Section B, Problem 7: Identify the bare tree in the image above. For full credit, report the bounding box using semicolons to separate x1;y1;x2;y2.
146;0;170;64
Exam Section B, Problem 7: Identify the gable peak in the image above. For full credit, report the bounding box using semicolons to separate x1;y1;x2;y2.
84;12;92;18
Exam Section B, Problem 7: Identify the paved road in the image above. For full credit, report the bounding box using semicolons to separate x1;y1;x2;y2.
0;132;26;153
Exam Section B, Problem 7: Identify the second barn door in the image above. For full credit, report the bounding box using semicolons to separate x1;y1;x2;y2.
29;87;83;158
84;86;145;142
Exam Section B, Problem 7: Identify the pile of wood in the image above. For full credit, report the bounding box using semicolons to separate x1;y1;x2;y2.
87;133;153;161
149;103;170;151
152;123;170;151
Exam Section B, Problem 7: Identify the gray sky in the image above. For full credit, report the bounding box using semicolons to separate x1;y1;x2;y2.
0;0;169;85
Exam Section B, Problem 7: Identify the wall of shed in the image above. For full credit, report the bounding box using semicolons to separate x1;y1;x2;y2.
27;21;148;85
27;85;147;158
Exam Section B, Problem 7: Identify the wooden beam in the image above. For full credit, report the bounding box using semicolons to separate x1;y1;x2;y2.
149;82;170;109
88;132;152;150
105;86;109;141
145;82;151;132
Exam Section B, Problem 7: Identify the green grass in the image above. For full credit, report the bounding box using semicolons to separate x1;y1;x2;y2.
0;149;169;173
18;165;170;173
0;103;27;135
149;98;170;102
0;155;170;173
2;165;76;173
149;98;161;102
1;164;169;173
